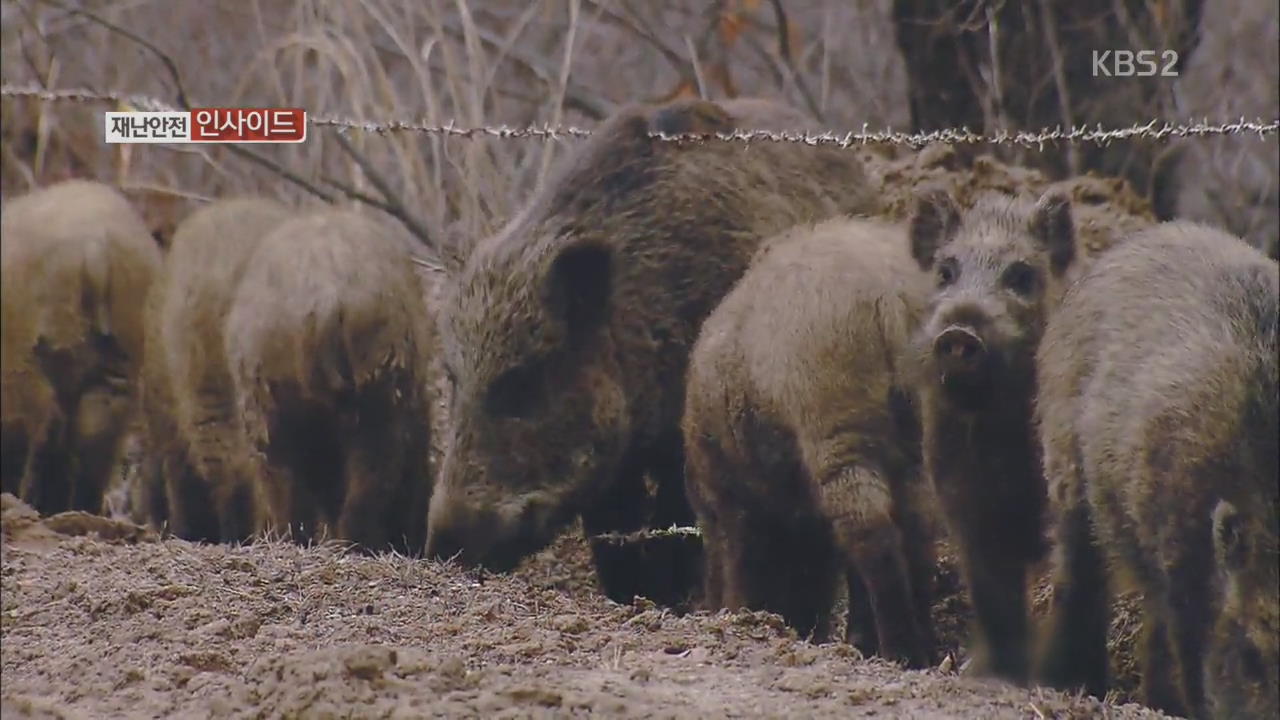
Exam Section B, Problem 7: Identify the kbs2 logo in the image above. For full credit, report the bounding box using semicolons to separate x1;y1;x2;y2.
1091;50;1180;77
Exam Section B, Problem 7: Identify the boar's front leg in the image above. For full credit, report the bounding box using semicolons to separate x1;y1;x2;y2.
583;436;702;610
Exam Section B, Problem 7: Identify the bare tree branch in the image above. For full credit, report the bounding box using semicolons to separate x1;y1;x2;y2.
1037;0;1079;175
41;0;189;110
766;0;823;121
331;129;436;250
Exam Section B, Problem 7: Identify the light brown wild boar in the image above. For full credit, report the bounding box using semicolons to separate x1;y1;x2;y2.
226;208;435;554
683;214;937;667
425;97;878;607
1;180;161;516
139;198;292;542
1036;222;1278;720
906;188;1079;685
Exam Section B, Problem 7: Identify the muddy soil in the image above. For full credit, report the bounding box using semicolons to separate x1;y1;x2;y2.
2;494;1169;720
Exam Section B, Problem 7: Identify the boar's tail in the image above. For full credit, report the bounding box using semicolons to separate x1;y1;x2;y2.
79;230;114;341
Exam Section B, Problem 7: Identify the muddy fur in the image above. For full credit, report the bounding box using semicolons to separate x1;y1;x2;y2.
427;96;878;608
0;180;161;516
226;208;435;555
905;188;1079;685
1036;222;1278;719
683;215;938;667
139;198;292;542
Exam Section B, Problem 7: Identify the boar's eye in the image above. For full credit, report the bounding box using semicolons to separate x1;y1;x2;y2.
1002;261;1039;296
936;258;958;288
485;361;547;419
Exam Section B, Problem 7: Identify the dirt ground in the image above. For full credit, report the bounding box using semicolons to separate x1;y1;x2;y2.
1;494;1170;720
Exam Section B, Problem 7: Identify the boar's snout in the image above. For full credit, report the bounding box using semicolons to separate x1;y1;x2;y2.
425;503;502;569
425;492;543;573
424;521;468;565
933;325;986;376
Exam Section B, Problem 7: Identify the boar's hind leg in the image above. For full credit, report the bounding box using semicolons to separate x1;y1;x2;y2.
1161;548;1213;718
334;419;402;553
1138;607;1190;718
165;452;220;542
845;570;879;656
1;423;29;496
68;382;131;514
718;502;839;642
20;412;71;516
1037;498;1110;699
826;465;935;668
213;475;259;545
1037;421;1109;698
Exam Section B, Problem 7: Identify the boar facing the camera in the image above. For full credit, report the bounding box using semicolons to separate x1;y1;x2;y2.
906;188;1079;685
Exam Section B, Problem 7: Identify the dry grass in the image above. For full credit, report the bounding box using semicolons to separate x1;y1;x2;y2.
3;1;1274;252
0;0;911;252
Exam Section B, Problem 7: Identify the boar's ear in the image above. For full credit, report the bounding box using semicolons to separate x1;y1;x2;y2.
544;239;613;343
909;188;960;270
1030;190;1076;276
1212;499;1248;574
649;99;734;137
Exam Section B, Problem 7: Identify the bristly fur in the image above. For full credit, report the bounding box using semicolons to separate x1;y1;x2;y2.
427;97;879;608
139;198;292;543
905;188;1078;687
1;180;161;516
683;214;939;668
1037;221;1279;720
227;208;437;556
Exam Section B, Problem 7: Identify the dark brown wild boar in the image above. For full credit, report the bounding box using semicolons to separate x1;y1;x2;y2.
226;208;435;554
139;198;292;541
683;214;937;667
906;188;1079;685
1;180;161;516
1036;222;1278;720
425;97;878;607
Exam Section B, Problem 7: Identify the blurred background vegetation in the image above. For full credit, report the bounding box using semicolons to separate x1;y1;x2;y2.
1;0;1276;257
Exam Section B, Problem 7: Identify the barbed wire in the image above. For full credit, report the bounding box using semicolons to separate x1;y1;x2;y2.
591;524;703;545
4;84;1277;149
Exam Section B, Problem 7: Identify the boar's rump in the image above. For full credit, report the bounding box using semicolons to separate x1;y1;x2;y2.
1;179;161;517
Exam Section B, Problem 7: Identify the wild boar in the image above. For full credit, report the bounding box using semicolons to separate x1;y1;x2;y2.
425;96;878;607
1036;221;1278;719
683;214;937;667
226;208;435;554
906;188;1079;684
140;198;292;541
1;180;161;516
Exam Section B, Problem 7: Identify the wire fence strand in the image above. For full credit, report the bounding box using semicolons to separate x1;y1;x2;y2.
4;83;1278;149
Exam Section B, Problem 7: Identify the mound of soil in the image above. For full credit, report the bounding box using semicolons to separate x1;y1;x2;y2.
863;143;1155;259
2;494;1166;719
